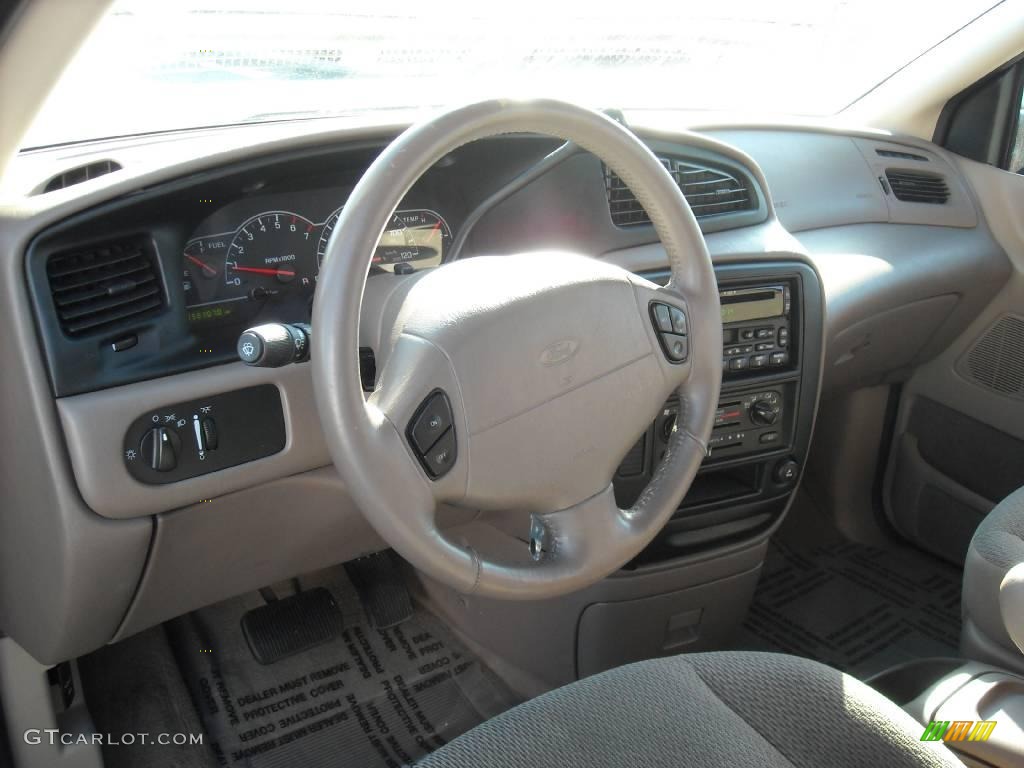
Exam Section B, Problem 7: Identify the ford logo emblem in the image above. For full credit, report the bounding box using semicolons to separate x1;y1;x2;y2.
538;338;580;367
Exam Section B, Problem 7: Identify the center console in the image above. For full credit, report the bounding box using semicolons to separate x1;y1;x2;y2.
614;261;823;566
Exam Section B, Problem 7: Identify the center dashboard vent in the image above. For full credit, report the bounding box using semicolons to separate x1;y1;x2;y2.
605;158;753;226
46;237;164;336
885;169;950;204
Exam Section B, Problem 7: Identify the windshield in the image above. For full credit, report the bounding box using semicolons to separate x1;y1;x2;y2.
23;0;1000;148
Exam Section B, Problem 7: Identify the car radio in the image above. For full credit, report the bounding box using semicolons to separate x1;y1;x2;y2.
720;284;792;376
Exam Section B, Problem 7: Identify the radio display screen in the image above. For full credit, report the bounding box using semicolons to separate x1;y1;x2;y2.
720;288;784;324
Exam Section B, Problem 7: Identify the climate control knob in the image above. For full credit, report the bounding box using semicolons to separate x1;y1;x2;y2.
749;399;780;426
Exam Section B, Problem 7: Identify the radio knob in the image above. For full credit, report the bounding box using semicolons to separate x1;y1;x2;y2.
750;399;780;426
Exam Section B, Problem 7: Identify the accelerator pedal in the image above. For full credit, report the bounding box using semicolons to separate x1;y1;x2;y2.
240;586;343;665
345;551;414;629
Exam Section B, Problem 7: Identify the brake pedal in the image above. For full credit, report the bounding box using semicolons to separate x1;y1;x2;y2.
240;587;343;665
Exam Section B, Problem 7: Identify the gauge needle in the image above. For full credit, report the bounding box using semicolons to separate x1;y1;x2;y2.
185;254;217;276
231;266;296;277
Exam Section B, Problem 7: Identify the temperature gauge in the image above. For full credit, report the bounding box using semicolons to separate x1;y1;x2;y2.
317;207;451;273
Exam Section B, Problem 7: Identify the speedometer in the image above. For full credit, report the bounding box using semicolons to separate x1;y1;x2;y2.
225;211;316;296
317;208;451;273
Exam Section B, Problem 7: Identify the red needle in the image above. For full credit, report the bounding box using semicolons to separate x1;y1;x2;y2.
186;254;216;274
430;219;443;233
231;266;295;277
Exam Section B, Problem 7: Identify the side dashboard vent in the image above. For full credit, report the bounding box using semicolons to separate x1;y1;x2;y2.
962;315;1024;398
41;160;122;193
46;237;164;336
605;158;753;226
885;169;949;204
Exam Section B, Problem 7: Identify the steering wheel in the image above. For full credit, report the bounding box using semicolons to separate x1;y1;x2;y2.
312;99;721;599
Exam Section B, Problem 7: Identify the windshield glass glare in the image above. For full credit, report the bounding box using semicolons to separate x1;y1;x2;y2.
22;0;999;148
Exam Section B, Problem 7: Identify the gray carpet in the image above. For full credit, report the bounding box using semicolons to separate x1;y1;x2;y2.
165;568;517;768
79;626;216;768
733;535;963;679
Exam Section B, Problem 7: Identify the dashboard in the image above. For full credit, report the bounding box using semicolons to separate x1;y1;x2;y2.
1;116;1012;668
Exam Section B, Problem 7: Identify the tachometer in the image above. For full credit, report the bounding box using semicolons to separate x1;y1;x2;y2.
225;211;316;296
317;207;451;273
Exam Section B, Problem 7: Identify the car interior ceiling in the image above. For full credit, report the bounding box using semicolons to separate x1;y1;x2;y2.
5;3;1024;768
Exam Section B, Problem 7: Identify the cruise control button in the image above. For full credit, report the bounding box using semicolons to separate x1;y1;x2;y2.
423;428;457;478
668;306;687;335
411;392;453;454
660;332;688;362
653;304;673;333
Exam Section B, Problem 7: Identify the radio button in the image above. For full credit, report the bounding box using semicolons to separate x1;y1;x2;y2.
759;431;780;444
749;354;769;369
755;342;774;352
653;304;673;333
740;328;755;340
770;351;789;366
669;306;687;335
661;333;688;362
755;328;774;339
777;328;789;347
728;356;748;371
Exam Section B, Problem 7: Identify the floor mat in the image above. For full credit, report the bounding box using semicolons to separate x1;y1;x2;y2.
166;569;517;768
733;535;963;678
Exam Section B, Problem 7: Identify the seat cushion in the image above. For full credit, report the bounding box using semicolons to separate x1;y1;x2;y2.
419;651;959;767
962;485;1024;671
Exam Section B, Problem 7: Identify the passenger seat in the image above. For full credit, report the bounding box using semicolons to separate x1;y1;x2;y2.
962;486;1024;672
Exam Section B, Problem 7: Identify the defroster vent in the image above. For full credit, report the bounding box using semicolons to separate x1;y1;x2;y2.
885;169;950;204
47;237;164;336
605;158;753;226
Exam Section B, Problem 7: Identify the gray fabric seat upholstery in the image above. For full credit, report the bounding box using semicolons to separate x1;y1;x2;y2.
419;652;960;767
962;486;1024;672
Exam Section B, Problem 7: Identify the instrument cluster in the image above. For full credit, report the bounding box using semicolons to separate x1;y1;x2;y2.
182;193;451;328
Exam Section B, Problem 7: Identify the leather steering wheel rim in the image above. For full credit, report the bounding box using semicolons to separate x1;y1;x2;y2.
312;99;721;599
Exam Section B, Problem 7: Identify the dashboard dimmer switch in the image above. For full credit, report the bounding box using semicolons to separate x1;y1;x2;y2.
202;417;218;450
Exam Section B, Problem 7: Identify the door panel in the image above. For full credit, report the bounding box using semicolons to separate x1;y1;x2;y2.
885;156;1024;563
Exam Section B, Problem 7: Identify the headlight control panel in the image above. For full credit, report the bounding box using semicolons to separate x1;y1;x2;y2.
122;384;286;485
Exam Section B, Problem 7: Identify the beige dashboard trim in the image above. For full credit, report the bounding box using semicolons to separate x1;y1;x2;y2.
57;361;331;519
